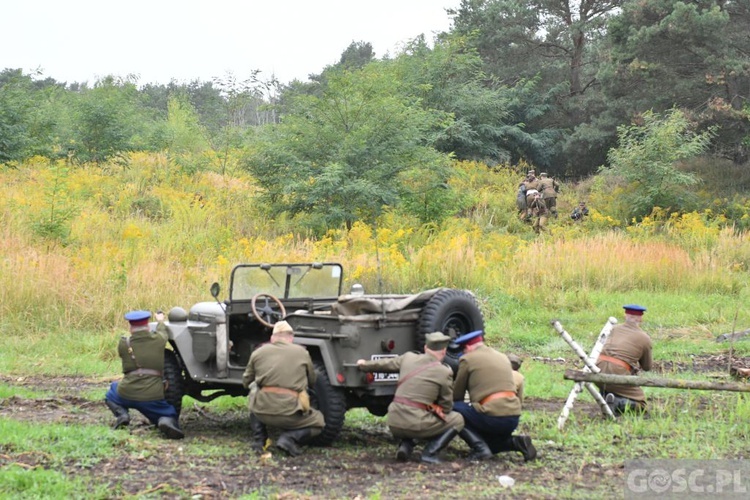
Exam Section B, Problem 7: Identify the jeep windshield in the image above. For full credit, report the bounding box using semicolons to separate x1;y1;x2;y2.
229;263;343;301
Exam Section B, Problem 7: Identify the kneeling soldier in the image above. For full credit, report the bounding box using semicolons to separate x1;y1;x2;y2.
453;331;536;461
243;320;325;456
104;310;184;439
357;332;464;464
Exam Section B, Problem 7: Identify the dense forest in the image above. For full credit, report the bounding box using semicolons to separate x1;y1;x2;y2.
2;0;750;232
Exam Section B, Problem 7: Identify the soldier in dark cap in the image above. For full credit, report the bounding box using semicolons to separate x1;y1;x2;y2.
104;310;184;439
357;332;465;464
596;304;652;414
243;320;325;456
452;330;536;461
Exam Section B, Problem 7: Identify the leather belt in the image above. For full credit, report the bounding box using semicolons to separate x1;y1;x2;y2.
479;391;516;405
599;354;634;373
393;395;430;411
261;386;299;397
393;396;446;421
125;368;162;377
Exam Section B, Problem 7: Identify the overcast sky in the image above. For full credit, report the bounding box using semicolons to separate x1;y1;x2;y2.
4;0;460;86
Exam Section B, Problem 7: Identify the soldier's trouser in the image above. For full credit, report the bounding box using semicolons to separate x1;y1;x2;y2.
255;408;325;432
453;401;519;454
389;410;464;440
545;197;557;215
105;382;178;426
604;392;646;415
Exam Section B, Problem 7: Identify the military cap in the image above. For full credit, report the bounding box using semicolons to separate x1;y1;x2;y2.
272;320;294;335
623;304;646;316
540;172;548;177
425;331;452;350
454;330;484;346
124;310;151;326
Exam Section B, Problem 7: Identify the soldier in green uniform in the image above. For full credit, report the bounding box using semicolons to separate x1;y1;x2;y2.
452;331;536;461
243;320;325;456
104;310;184;439
596;304;653;414
529;192;549;234
538;172;560;217
357;332;465;464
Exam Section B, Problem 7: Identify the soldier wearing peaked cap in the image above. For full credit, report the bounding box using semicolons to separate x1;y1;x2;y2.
452;330;537;461
596;304;653;415
104;310;184;439
243;320;325;457
357;332;465;464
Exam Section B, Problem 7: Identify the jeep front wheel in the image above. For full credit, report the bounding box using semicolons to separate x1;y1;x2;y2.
416;289;485;351
163;349;186;415
308;359;346;446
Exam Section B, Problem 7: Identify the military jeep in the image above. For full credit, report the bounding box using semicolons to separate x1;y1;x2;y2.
160;262;484;445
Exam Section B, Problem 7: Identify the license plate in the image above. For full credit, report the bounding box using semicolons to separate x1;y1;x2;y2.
371;354;399;382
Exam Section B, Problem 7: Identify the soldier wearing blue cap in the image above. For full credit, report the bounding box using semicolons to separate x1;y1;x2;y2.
452;330;537;462
357;332;465;464
596;304;653;415
104;310;184;439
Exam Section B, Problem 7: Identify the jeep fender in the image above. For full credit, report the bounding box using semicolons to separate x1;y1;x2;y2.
293;337;339;386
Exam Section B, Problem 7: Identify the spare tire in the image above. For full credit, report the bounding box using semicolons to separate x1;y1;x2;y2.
416;289;485;351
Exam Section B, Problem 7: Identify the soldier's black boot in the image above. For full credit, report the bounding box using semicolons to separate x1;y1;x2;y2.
104;399;130;429
250;414;268;453
157;417;185;440
511;434;537;462
421;428;458;464
458;428;492;461
395;439;415;462
276;428;313;457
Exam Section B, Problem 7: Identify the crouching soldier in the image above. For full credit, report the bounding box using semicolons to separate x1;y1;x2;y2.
357;332;465;464
596;304;652;415
453;331;536;461
243;320;325;456
104;310;184;439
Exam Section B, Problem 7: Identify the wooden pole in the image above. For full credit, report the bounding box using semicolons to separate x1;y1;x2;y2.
557;317;618;430
551;319;616;421
564;370;750;393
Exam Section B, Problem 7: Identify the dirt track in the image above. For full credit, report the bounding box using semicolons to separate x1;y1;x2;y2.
0;354;743;498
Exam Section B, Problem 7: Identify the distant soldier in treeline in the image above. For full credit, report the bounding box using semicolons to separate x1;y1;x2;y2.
538;173;560;217
571;201;589;222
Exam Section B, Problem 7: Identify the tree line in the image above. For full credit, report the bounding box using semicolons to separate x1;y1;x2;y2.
1;0;749;230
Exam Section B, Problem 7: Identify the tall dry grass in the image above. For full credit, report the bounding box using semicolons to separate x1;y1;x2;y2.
2;154;749;336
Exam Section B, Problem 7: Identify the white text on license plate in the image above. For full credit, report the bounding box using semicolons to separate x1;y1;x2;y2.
371;354;399;382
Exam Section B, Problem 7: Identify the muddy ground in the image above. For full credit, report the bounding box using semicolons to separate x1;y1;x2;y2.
0;354;746;499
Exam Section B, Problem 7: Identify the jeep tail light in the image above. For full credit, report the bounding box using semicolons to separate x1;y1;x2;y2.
336;372;345;384
365;372;374;384
381;339;395;352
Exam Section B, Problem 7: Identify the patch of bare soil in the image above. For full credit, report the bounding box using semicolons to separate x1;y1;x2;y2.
0;356;738;499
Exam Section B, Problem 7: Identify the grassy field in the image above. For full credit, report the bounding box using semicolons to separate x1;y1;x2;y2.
2;154;750;498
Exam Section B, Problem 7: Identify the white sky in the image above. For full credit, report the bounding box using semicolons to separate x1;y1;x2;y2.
3;0;460;86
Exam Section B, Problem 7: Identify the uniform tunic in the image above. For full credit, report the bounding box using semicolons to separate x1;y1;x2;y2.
595;322;652;402
106;322;178;425
359;352;464;439
117;324;168;401
539;177;559;212
452;344;522;453
243;340;325;430
453;345;522;417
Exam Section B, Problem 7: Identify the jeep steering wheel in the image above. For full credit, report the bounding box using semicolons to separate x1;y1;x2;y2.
250;293;287;328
